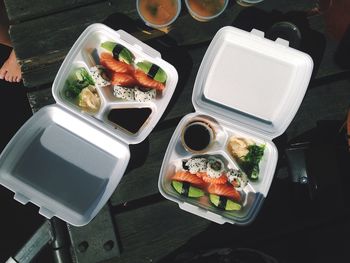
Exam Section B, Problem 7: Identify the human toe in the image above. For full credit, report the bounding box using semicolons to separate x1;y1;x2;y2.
0;67;7;79
5;73;12;82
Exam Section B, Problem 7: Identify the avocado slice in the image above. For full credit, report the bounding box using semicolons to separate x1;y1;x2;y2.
209;194;242;211
101;41;134;64
136;61;167;83
172;181;204;198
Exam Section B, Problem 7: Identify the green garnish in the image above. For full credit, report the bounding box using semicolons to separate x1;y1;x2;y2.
240;144;265;180
65;68;94;99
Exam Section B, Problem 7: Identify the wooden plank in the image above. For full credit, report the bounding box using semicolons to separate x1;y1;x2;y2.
9;2;137;61
8;0;342;88
110;126;175;206
108;189;348;263
111;201;211;263
286;78;350;140
4;0;135;23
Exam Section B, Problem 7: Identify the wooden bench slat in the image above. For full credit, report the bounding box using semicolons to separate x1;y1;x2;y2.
4;0;135;23
11;9;346;88
112;201;210;263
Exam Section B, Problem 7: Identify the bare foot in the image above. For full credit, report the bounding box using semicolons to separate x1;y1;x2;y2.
0;50;22;82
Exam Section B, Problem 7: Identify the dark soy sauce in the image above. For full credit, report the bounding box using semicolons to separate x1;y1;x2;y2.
183;122;212;152
108;108;152;134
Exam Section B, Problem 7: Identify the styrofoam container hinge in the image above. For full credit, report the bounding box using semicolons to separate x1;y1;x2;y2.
14;193;29;205
39;207;55;219
250;28;265;38
275;37;289;47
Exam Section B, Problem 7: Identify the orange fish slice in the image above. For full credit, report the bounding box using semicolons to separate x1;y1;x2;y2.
134;70;165;91
201;174;227;185
172;171;205;187
110;72;137;86
100;52;134;74
208;183;240;201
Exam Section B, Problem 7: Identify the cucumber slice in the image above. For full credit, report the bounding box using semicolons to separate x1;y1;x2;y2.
136;61;167;83
171;181;204;198
101;41;134;64
209;194;241;211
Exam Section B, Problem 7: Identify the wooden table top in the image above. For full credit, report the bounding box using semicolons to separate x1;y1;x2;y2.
4;0;350;262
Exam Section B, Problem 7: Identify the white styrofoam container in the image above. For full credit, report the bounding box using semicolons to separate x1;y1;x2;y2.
158;26;313;225
0;23;178;226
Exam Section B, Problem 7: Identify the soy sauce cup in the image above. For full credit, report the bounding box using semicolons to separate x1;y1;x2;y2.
181;120;215;153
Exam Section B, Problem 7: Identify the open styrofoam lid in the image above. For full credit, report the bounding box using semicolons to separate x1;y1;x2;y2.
192;26;313;138
0;105;130;226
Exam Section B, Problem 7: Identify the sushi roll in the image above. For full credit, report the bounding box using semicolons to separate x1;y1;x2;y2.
89;65;110;89
226;169;248;190
134;86;156;102
113;85;135;101
206;157;225;178
101;41;134;64
184;158;208;174
136;61;167;83
209;194;241;211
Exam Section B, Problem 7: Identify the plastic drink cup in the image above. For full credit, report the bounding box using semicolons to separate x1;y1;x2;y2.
137;0;181;28
185;0;229;22
236;0;264;6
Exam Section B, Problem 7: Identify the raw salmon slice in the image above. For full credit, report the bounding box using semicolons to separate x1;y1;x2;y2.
134;70;165;91
201;174;227;184
208;183;240;201
110;72;137;86
172;171;205;186
100;52;134;74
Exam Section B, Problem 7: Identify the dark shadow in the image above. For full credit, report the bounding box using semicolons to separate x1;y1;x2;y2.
335;25;350;69
287;120;348;212
0;45;46;262
232;8;326;80
125;139;150;173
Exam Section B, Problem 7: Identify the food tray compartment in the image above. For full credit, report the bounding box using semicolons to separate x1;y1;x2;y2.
58;61;106;117
159;113;277;224
102;102;156;135
53;23;178;144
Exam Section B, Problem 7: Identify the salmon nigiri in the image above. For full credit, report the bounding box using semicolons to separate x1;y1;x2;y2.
201;174;228;184
208;183;240;201
172;171;205;187
100;52;134;74
134;70;165;91
110;72;137;86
